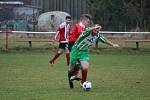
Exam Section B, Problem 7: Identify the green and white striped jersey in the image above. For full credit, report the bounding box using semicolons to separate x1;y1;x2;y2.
73;27;107;51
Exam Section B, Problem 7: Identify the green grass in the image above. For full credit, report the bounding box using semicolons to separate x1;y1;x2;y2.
0;49;150;100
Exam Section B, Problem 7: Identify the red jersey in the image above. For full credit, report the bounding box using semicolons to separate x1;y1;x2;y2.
69;22;85;42
55;22;70;43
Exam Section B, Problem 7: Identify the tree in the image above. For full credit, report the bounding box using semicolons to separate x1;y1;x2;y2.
88;0;150;31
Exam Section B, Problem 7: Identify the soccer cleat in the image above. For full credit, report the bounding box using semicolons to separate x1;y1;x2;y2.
68;71;74;88
70;75;81;81
69;79;74;88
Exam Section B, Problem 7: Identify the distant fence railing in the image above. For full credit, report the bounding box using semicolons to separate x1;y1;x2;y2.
0;30;150;50
0;30;56;50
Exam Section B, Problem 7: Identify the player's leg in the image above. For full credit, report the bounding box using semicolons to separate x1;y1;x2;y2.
68;64;76;88
49;43;63;64
68;48;79;88
68;42;80;75
79;51;89;85
65;43;70;66
49;48;63;64
70;62;81;81
80;61;89;84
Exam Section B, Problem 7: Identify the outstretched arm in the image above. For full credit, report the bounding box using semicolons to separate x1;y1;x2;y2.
105;40;119;48
88;25;102;32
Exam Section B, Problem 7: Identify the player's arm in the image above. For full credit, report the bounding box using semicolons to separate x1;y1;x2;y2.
81;25;100;36
54;22;65;40
54;31;59;41
98;34;119;48
105;40;119;48
88;25;102;32
80;25;102;38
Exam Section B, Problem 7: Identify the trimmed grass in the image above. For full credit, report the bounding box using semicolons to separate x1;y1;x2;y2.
0;49;150;100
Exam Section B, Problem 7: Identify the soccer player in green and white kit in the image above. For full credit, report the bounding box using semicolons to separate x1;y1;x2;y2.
68;24;119;88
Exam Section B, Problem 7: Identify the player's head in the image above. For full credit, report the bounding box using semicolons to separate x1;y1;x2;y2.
80;14;93;26
65;16;72;24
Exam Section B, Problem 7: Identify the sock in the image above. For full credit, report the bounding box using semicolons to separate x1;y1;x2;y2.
66;53;70;65
81;69;88;84
73;67;79;76
50;53;60;63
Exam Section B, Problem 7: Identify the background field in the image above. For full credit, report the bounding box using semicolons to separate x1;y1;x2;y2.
0;48;150;100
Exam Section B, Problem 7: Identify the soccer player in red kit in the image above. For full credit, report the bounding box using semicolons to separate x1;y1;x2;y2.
68;14;93;51
49;16;71;65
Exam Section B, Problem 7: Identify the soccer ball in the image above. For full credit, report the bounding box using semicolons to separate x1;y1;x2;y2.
82;81;92;91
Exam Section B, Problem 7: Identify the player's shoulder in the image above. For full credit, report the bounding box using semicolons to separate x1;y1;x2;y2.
71;24;78;30
72;23;78;27
59;22;66;27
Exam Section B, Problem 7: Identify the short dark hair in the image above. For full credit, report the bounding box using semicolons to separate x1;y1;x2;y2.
66;16;71;20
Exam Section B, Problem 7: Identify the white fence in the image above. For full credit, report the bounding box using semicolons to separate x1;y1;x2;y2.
0;30;150;50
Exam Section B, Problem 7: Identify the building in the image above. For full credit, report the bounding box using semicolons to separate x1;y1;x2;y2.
42;0;89;21
0;0;89;31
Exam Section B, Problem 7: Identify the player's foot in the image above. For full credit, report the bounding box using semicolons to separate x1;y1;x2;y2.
49;60;54;65
70;75;81;81
69;79;74;88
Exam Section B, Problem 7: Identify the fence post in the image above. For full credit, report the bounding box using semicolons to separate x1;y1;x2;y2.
28;41;32;48
2;29;12;51
5;30;8;50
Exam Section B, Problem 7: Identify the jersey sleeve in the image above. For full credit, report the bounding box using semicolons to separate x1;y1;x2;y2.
97;33;107;43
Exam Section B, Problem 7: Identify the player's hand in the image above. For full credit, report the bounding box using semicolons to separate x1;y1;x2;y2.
95;25;102;30
112;44;119;48
54;37;57;41
53;37;59;42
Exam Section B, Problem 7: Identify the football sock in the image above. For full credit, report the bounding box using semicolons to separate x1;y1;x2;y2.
50;53;60;64
81;69;87;84
73;67;79;76
66;53;70;65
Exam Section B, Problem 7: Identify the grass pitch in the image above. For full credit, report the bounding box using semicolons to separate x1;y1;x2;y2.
0;48;150;100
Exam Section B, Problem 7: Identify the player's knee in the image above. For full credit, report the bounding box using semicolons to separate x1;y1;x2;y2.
58;50;63;54
70;64;75;70
82;65;88;70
